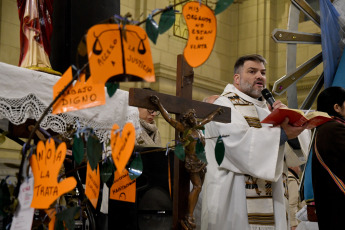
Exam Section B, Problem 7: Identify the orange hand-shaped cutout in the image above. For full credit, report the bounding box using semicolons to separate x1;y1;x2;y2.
110;123;136;174
183;2;217;67
30;139;77;209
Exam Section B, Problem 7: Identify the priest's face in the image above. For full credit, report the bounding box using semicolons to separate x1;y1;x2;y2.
234;60;266;98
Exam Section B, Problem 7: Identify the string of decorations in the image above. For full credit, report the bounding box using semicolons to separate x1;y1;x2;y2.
0;0;234;228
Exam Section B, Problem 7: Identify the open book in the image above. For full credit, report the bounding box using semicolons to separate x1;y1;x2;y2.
261;108;332;129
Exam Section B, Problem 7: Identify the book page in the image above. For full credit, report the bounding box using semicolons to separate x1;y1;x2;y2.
305;111;331;120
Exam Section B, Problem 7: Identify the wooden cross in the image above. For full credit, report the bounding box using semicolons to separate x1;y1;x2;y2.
128;54;231;229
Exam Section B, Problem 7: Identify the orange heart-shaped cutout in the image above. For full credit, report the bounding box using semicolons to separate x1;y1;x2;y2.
183;2;217;67
111;123;136;174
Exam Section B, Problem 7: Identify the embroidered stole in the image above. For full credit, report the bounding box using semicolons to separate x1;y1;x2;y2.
227;92;275;227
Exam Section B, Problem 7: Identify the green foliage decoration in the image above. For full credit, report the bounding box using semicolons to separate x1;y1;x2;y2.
215;135;225;166
196;139;207;163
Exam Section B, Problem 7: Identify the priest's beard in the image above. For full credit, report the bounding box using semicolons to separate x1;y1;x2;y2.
239;78;262;98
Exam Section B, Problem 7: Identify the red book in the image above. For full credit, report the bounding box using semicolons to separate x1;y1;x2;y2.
261;108;332;129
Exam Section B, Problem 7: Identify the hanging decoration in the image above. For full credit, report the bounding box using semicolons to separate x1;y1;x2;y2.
110;169;136;203
52;66;105;114
158;7;176;34
128;153;143;180
86;131;103;171
182;1;217;67
29;139;77;209
215;135;225;166
85;163;100;209
196;138;207;163
8;1;238;227
214;0;234;15
111;123;136;174
146;13;160;44
87;24;156;84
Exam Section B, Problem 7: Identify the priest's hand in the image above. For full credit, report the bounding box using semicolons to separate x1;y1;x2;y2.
280;117;308;139
268;100;288;111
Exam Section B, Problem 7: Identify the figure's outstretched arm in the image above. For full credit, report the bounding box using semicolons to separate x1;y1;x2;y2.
150;95;184;132
199;107;223;126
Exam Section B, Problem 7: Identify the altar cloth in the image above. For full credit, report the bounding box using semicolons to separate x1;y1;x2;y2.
0;62;139;142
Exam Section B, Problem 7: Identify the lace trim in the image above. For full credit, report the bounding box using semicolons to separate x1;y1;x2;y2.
0;93;139;143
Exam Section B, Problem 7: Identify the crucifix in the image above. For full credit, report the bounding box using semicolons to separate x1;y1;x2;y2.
129;54;231;229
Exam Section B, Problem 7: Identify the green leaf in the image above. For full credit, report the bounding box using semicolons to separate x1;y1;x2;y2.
146;17;159;44
215;135;225;166
215;0;234;15
106;170;115;189
196;139;207;163
56;206;80;230
55;220;65;230
86;134;102;170
128;154;143;180
100;158;115;184
105;82;119;98
158;8;175;34
72;135;84;165
174;143;185;161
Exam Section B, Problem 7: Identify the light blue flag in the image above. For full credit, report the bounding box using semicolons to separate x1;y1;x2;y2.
303;148;314;202
320;0;342;88
332;48;345;88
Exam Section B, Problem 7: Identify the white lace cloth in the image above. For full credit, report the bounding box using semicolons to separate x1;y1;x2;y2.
0;62;140;143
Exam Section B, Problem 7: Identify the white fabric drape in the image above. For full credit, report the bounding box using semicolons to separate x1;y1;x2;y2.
0;62;140;143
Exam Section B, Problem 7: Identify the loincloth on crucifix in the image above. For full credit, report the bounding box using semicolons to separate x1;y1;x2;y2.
185;154;207;173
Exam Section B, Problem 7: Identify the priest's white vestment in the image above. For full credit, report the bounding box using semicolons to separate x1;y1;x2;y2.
201;84;310;230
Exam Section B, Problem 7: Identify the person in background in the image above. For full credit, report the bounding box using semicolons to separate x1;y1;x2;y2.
202;95;220;104
201;54;311;230
136;88;162;146
312;86;345;230
288;166;305;230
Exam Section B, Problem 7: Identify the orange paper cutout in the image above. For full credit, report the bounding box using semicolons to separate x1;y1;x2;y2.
45;208;56;230
110;123;136;174
30;139;77;209
183;2;217;67
110;169;136;203
87;24;155;84
85;162;100;209
52;66;106;114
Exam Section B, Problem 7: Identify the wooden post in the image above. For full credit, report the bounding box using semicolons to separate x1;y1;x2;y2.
128;55;231;230
173;54;194;229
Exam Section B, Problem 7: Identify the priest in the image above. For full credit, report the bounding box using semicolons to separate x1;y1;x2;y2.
201;54;311;230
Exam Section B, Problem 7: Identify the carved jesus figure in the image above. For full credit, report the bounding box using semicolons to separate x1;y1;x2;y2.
150;95;223;230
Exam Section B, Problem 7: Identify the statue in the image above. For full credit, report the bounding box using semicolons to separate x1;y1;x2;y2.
17;0;60;75
150;95;223;230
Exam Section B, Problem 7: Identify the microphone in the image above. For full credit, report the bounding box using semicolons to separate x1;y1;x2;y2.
261;88;275;107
